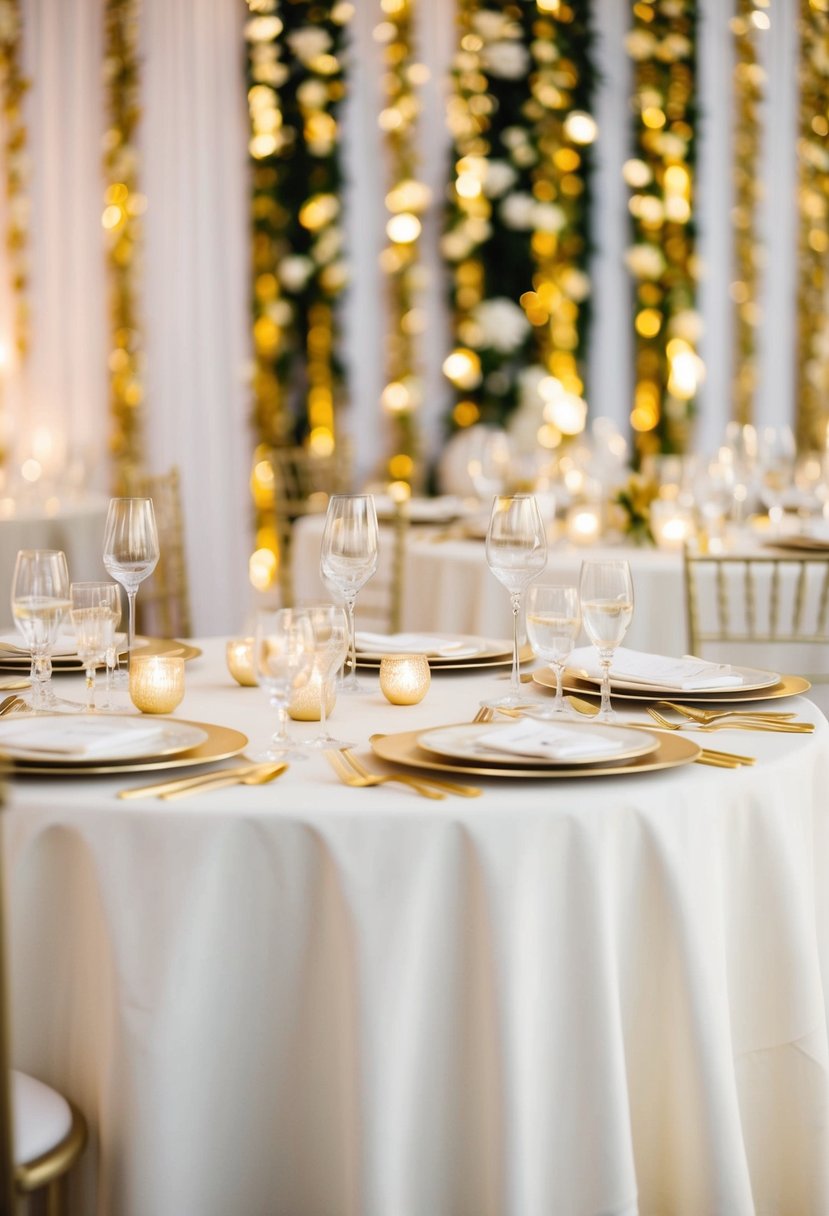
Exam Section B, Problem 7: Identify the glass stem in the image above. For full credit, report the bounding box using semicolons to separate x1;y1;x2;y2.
345;597;357;679
126;590;137;668
510;591;522;698
599;649;613;717
553;662;564;713
85;665;96;711
318;672;329;740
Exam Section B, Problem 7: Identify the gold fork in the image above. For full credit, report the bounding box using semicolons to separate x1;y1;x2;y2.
325;749;445;799
473;705;495;723
654;700;797;725
340;748;481;798
645;706;813;734
565;695;753;766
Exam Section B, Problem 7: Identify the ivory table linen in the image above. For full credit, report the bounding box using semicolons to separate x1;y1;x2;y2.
3;637;829;1215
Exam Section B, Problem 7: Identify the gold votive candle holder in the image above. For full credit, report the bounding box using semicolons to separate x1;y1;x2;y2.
288;666;336;721
129;655;185;714
379;653;431;705
226;637;257;686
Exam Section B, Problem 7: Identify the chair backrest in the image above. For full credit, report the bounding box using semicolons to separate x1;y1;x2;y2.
267;446;351;608
353;503;408;635
124;467;192;638
683;547;829;660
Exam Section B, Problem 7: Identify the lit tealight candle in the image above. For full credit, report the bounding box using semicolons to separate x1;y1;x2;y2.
288;666;336;721
129;655;185;714
226;637;257;686
565;504;602;545
379;654;431;705
650;499;696;551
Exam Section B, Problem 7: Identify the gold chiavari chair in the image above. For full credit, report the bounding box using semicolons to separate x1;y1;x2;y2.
0;801;87;1214
267;445;351;608
683;548;829;699
355;501;409;634
124;467;192;638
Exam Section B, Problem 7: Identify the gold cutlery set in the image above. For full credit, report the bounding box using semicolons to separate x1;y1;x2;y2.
119;761;288;801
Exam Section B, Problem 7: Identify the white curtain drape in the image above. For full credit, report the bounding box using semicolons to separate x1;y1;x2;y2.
0;0;805;633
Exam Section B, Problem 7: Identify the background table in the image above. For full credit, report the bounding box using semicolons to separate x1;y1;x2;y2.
5;639;829;1215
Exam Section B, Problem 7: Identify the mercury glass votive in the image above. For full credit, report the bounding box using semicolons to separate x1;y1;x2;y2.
129;655;185;714
379;654;431;705
226;637;257;686
288;666;336;721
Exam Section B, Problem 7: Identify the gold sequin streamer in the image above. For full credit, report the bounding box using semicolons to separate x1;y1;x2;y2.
730;0;768;428
102;0;146;488
0;0;29;379
377;0;429;493
795;0;829;449
625;0;700;459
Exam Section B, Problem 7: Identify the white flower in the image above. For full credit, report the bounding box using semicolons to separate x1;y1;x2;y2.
287;27;332;65
470;298;530;353
297;79;329;109
533;202;566;234
279;255;315;292
517;364;549;408
482;40;530;80
561;268;591;302
472;10;509;41
669;309;703;344
625;29;657;60
625;244;666;280
499;192;536;229
500;126;527;150
483;160;517;199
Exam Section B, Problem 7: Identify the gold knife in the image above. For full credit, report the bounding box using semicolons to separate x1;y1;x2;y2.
118;761;266;800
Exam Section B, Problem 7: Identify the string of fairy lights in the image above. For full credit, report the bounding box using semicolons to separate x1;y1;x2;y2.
102;0;146;489
730;0;769;430
795;0;829;451
0;0;28;387
375;0;431;496
624;0;701;461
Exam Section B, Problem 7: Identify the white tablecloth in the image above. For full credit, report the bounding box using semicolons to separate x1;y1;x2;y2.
5;639;829;1215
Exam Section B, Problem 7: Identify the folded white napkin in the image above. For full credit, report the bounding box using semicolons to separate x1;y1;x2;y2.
0;718;165;758
570;646;744;690
478;719;627;761
355;631;480;658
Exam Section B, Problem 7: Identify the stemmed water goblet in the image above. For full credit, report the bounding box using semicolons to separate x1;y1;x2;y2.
757;425;796;538
485;494;547;707
11;549;71;712
102;497;159;674
578;559;634;723
319;494;379;694
254;607;315;761
70;582;120;712
305;604;352;749
525;584;581;719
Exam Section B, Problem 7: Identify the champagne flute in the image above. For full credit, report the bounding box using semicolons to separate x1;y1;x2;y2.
102;498;160;669
70;582;120;712
305;603;352;748
254;608;315;761
11;549;71;712
319;494;379;693
525;584;581;718
578;559;634;723
485;494;547;707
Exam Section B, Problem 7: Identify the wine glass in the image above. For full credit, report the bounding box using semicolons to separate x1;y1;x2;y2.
70;582;120;712
305;604;352;748
11;549;71;712
319;494;379;693
757;425;796;537
102;498;159;669
525;584;581;718
485;494;547;707
578;559;634;723
254;608;315;761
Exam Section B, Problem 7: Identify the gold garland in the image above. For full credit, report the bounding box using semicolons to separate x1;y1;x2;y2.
376;0;429;494
0;0;29;382
102;0;145;488
795;0;829;450
730;0;768;428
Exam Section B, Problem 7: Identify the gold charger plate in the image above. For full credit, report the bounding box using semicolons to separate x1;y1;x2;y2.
538;669;812;705
6;720;247;777
357;642;532;671
370;725;700;779
0;635;202;673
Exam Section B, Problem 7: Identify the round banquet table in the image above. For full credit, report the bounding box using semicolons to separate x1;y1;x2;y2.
4;638;829;1215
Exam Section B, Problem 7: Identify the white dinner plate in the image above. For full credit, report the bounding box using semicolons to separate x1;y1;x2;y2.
572;663;780;696
416;721;660;767
0;714;209;763
355;633;508;664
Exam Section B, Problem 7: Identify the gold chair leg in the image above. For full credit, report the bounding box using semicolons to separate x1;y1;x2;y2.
45;1177;65;1216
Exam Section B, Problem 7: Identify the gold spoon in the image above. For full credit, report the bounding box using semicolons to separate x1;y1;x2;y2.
160;763;288;800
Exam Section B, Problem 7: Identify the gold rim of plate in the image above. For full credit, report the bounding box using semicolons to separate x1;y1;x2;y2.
0;636;203;672
370;725;700;778
357;642;532;671
416;721;660;767
5;720;247;777
536;669;812;705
